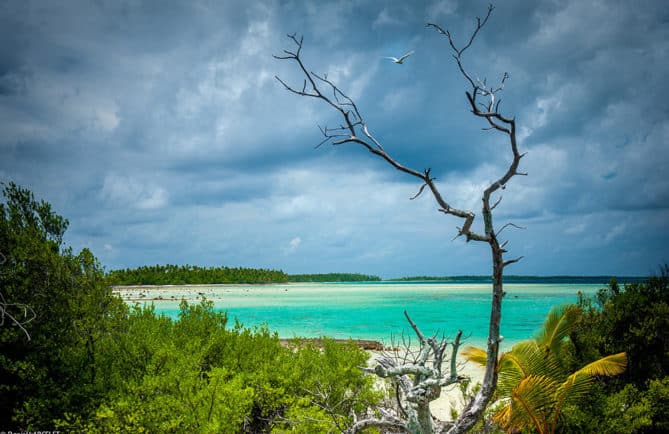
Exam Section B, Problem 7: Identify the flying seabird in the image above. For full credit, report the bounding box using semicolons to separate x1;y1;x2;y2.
384;50;414;64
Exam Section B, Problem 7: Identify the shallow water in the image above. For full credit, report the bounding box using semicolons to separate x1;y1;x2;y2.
118;282;602;350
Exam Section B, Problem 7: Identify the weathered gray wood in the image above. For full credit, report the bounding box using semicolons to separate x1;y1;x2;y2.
275;4;524;432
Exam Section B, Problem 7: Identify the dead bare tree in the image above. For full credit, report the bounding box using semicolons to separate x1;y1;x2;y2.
347;311;464;433
275;4;524;433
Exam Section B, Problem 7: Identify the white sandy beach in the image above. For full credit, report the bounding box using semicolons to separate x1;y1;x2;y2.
431;362;485;422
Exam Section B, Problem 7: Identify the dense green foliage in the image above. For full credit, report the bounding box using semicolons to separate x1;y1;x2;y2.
55;301;380;433
109;267;382;284
4;182;667;432
0;184;381;432
464;305;626;434
464;275;668;434
0;182;128;428
555;274;669;433
288;273;381;282
109;264;289;285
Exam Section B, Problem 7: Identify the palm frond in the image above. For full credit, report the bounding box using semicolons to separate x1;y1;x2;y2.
509;341;565;378
497;351;527;396
461;345;487;366
493;400;512;429
496;375;557;434
553;352;627;426
575;352;627;377
534;305;578;358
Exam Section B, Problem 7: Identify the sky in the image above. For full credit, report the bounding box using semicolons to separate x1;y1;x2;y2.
1;0;668;278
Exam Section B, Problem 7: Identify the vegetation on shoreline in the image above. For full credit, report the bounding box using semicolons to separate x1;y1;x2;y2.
464;305;627;433
0;183;380;432
109;266;645;286
288;273;381;282
3;183;667;432
108;266;383;285
108;264;289;285
558;274;669;433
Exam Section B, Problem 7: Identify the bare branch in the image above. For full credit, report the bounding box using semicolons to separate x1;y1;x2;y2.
403;310;427;345
449;330;464;383
410;183;428;200
490;195;503;210
275;33;489;244
503;256;524;268
277;3;526;432
357;313;466;432
496;222;527;236
346;412;408;434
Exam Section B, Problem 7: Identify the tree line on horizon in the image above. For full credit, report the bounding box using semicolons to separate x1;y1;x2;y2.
108;265;647;286
108;265;383;285
108;264;290;285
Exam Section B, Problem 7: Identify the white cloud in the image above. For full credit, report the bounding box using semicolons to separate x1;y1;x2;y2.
287;236;302;252
519;87;565;141
3;0;667;277
532;1;616;51
604;222;626;243
381;84;423;114
101;173;168;210
426;0;457;20
372;8;402;29
95;106;120;131
563;223;586;235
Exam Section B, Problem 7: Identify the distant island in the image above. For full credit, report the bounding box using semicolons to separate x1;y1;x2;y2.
108;264;381;285
288;273;381;282
387;275;647;284
108;264;289;285
108;264;645;286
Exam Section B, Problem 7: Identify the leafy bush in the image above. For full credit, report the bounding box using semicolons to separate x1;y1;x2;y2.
560;273;669;433
56;300;380;433
1;184;380;432
0;182;128;428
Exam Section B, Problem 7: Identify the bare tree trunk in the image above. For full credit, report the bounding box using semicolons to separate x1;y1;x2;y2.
275;4;525;432
447;242;503;433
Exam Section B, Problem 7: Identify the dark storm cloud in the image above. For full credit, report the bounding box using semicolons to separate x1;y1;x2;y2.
0;0;667;276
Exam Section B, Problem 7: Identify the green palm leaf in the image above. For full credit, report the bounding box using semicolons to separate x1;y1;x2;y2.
550;352;627;431
534;305;578;359
574;351;627;377
556;352;627;406
466;307;627;434
507;341;564;378
461;345;487;367
496;375;558;434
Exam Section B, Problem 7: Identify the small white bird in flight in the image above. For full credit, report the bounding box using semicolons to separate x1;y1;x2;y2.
384;50;414;64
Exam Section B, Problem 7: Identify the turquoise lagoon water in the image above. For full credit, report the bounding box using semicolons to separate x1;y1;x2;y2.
135;282;602;351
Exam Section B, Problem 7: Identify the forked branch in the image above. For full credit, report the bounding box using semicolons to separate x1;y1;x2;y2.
350;312;465;433
276;4;525;432
275;34;488;243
